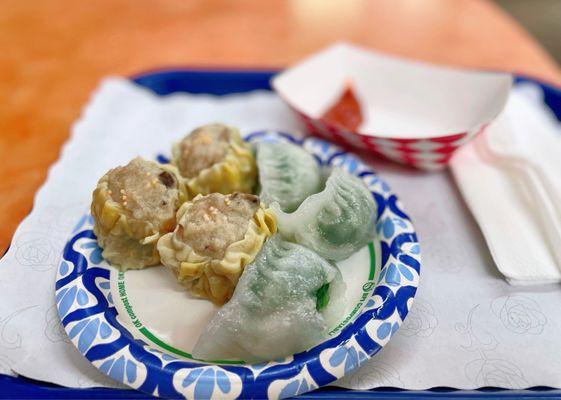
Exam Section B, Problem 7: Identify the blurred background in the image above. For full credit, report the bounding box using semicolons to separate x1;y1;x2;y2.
495;0;561;63
1;0;560;251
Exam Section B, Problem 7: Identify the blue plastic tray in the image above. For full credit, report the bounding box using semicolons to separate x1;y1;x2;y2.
1;68;560;399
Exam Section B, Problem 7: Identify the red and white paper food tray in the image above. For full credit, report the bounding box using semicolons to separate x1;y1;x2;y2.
272;43;512;170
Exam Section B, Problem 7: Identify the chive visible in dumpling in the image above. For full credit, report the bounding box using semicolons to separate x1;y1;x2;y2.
192;236;346;363
256;141;323;212
272;168;376;261
315;283;330;311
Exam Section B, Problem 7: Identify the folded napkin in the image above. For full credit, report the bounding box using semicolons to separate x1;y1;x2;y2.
451;82;561;285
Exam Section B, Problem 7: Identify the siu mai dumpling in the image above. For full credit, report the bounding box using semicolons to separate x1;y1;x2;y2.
157;192;276;305
256;141;322;212
273;168;376;261
171;124;257;197
192;236;346;363
91;157;187;270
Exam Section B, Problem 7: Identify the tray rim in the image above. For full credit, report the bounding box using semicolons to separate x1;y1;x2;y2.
3;68;561;399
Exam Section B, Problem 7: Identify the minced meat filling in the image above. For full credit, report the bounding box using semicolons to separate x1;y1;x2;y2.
180;193;259;259
107;157;179;225
177;124;231;178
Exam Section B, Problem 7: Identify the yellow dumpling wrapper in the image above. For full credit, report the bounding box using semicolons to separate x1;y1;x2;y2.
91;159;188;270
171;125;257;198
157;196;277;305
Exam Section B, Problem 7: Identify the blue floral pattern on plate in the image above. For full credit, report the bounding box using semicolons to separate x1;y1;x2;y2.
55;131;421;399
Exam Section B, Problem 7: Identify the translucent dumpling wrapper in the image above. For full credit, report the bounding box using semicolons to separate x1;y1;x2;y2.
192;236;346;363
91;157;188;270
256;141;323;212
157;193;276;305
171;124;257;198
272;168;376;261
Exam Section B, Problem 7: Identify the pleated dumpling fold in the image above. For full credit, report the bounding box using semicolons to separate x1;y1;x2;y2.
273;168;376;261
91;157;188;270
256;141;323;212
171;123;257;198
192;236;346;362
157;192;276;305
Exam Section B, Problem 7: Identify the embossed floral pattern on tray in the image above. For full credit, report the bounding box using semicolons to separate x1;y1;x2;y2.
55;131;421;399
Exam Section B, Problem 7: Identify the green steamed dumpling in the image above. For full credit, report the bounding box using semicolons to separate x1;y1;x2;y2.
192;236;345;362
272;168;376;261
256;141;323;212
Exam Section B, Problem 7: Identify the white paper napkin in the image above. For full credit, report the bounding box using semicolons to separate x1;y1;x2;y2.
1;78;561;391
0;79;301;388
450;83;561;285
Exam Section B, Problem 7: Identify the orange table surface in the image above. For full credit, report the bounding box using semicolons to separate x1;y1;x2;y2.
1;0;560;252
